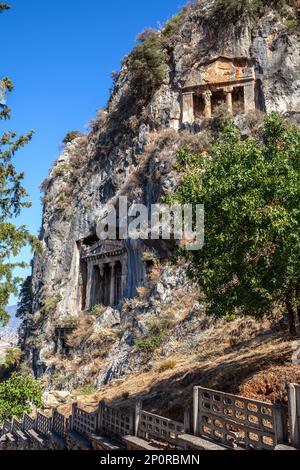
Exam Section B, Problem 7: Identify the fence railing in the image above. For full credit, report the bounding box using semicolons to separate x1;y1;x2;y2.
193;386;288;450
99;401;134;439
23;413;36;433
136;402;185;447
71;403;98;438
52;409;69;438
2;419;12;435
11;418;22;435
0;382;299;450
36;412;52;437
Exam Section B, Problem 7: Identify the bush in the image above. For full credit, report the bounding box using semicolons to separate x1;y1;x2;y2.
128;30;168;95
135;314;175;353
3;348;23;368
40;294;61;316
62;131;82;145
213;0;299;23
214;0;262;22
91;304;106;316
0;373;42;420
135;332;166;353
77;384;96;396
162;11;185;37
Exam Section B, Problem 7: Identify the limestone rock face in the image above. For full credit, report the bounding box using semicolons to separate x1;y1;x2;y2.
21;1;300;387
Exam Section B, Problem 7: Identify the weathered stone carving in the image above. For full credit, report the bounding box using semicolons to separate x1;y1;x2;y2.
182;56;256;123
80;240;127;309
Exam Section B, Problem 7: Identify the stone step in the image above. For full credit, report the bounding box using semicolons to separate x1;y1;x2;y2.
49;432;66;450
26;429;46;449
275;444;298;451
66;430;91;450
123;435;160;451
91;433;124;450
177;434;228;451
15;430;29;449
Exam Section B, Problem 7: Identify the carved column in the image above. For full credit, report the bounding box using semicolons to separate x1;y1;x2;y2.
203;91;212;118
120;259;127;302
244;81;256;112
86;261;93;310
182;92;194;124
98;264;104;305
225;88;233;116
109;262;115;306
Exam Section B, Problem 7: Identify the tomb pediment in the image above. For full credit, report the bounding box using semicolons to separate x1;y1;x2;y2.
184;56;254;89
81;240;124;260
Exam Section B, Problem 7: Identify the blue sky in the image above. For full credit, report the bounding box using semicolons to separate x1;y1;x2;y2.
1;0;184;305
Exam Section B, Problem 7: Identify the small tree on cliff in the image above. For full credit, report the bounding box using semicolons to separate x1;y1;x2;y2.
16;275;33;319
172;113;300;333
0;4;40;325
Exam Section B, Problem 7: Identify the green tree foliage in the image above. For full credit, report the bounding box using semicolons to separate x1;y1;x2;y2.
0;373;42;420
128;29;168;96
0;3;10;14
16;275;33;319
172;113;300;333
3;348;23;368
0;7;41;326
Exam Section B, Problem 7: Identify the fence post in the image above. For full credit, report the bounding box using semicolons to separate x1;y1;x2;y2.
184;410;191;434
287;384;300;448
273;405;288;444
70;402;77;431
135;401;142;437
98;401;105;433
193;387;200;436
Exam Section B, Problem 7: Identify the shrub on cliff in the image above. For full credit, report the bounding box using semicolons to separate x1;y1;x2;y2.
213;0;300;22
3;348;23;368
0;373;42;420
162;11;185;37
172;113;300;334
40;293;62;316
62;130;82;145
128;29;168;95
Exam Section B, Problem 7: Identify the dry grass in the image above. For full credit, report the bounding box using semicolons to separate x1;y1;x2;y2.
156;360;177;373
67;314;95;348
61;315;300;421
136;287;151;299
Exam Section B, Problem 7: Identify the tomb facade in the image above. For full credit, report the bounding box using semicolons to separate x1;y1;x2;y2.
182;56;256;123
80;240;127;310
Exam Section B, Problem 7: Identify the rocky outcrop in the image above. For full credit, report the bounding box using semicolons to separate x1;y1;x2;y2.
20;0;300;388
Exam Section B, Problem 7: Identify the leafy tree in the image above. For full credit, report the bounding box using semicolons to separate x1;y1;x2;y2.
172;113;300;333
16;275;33;319
0;373;42;420
0;6;41;326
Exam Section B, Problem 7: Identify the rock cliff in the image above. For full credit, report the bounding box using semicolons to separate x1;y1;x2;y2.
19;0;300;390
